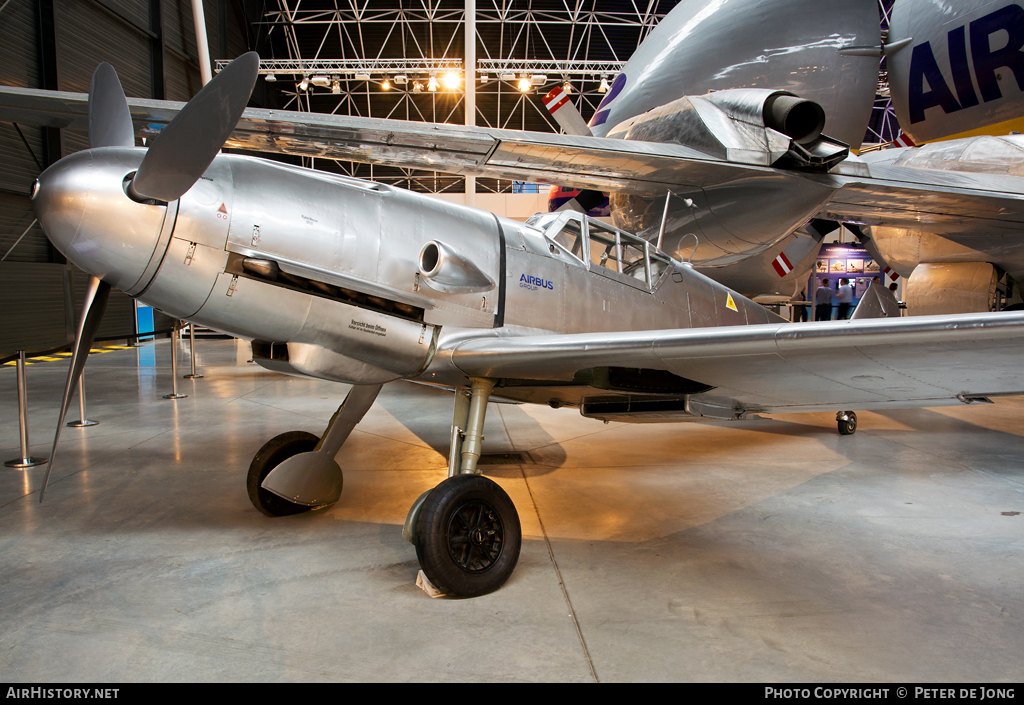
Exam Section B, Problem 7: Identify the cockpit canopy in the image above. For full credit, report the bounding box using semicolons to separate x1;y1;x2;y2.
525;210;676;287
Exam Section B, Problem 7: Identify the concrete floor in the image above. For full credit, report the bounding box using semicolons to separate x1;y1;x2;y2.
1;337;1022;682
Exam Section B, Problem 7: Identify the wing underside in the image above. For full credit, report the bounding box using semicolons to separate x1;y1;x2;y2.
439;312;1024;420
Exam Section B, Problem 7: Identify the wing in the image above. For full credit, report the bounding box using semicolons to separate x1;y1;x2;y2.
814;161;1024;239
440;312;1024;420
0;85;735;195
5;85;1024;239
6;83;1024;231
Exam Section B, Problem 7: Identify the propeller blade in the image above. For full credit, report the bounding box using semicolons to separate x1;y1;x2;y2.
40;275;111;503
130;51;259;202
88;63;135;149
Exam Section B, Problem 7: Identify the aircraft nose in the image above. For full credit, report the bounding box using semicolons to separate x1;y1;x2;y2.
33;149;171;292
32;157;87;264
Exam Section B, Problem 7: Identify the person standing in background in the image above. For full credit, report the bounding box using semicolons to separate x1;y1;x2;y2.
815;278;832;321
793;288;809;322
836;278;854;319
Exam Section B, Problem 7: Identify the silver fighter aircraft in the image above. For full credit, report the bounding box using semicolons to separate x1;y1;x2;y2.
24;55;1024;598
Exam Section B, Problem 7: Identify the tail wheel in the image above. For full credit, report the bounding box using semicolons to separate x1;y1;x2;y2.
838;411;858;435
415;474;521;598
247;431;321;516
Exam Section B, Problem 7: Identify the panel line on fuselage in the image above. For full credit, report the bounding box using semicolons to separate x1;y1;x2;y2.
491;213;507;329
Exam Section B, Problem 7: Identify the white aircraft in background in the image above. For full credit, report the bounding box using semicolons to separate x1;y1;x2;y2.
852;0;1024;314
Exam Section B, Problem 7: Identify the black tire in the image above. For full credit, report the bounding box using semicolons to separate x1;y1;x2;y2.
415;474;521;598
247;431;321;516
838;412;858;435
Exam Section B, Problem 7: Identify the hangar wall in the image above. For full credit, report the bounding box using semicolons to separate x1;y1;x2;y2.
0;0;256;359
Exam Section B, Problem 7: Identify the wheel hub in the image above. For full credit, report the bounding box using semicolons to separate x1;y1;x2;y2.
446;500;503;573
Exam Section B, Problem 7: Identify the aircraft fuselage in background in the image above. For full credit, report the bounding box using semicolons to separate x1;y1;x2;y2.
589;0;880;149
889;0;1024;144
859;0;1024;313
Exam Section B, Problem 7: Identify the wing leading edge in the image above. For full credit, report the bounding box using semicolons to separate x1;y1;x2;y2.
440;312;1024;418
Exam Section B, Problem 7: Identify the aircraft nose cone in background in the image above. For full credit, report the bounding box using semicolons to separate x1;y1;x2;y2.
33;147;171;293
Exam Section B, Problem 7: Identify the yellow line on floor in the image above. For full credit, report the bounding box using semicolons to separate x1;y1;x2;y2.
3;344;134;367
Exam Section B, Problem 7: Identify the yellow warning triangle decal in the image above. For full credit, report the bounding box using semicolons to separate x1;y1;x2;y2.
726;292;738;312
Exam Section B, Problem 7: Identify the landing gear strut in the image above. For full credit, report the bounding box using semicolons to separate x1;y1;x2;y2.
247;377;522;597
406;378;523;597
837;410;857;435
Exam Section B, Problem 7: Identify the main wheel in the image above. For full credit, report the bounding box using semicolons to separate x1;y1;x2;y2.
247;431;321;516
838;411;858;435
415;474;521;598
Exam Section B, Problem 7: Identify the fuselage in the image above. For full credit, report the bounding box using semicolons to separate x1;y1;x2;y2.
34;147;780;401
859;0;1024;315
887;0;1024;145
590;0;880;150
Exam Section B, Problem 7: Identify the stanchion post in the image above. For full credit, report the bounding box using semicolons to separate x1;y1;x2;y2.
5;352;47;468
163;323;187;400
184;323;203;379
127;300;139;347
67;371;99;427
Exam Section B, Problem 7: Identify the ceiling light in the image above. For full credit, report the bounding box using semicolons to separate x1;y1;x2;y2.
310;75;330;87
517;76;532;92
427;75;439;92
562;80;572;94
395;75;408;85
500;72;516;81
354;72;370;81
442;71;461;90
381;79;391;90
298;75;309;91
480;74;489;84
264;73;277;82
412;81;423;93
530;74;547;86
598;75;609;93
331;79;341;94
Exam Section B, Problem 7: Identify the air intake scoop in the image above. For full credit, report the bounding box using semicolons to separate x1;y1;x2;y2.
418;240;495;294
